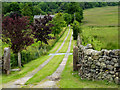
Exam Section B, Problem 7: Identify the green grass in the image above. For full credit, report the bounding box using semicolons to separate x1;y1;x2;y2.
48;27;69;53
59;55;119;88
2;26;69;84
58;29;73;53
25;55;64;85
81;6;119;50
2;55;50;84
48;27;66;47
24;27;73;85
70;39;76;53
82;6;118;26
81;26;119;50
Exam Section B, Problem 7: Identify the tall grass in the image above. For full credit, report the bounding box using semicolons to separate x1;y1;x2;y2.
81;6;118;50
81;26;118;50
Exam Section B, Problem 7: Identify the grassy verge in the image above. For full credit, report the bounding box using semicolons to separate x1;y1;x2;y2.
25;55;65;85
70;39;76;53
58;28;73;53
48;27;69;53
59;55;119;88
48;27;67;50
2;55;50;84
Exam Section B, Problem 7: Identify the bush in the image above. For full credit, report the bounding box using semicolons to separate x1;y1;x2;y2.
50;13;67;36
81;35;102;51
72;20;82;40
62;13;72;25
75;12;83;23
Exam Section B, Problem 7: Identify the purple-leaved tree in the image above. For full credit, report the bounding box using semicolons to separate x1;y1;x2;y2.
2;12;34;68
31;14;54;48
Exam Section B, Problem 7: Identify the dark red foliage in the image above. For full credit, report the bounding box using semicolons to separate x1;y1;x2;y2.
31;14;54;45
2;13;34;53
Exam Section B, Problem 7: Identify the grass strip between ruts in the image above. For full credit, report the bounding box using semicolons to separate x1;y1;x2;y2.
58;28;72;53
25;55;65;85
48;27;69;53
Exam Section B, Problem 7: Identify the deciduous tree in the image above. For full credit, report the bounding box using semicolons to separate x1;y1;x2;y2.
31;14;54;47
2;12;34;68
63;13;72;25
20;3;33;22
72;20;81;40
50;13;66;36
65;2;83;23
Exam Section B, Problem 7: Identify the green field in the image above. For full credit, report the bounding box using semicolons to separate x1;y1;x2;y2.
82;6;118;26
81;26;118;50
81;6;119;50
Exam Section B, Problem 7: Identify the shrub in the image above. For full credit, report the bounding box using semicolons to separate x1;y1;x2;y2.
62;13;72;25
72;20;82;40
50;13;67;36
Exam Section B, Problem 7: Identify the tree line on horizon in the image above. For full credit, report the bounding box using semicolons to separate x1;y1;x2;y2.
2;2;118;22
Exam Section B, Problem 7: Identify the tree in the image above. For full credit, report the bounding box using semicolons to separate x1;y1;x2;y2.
20;3;33;22
50;13;66;36
37;2;48;12
72;20;81;40
2;12;34;68
75;12;83;23
65;2;83;23
2;2;20;15
2;2;10;14
9;2;20;12
31;14;54;47
33;6;46;15
63;13;72;25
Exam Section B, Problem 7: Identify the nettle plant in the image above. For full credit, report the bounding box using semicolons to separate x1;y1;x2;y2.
2;12;34;68
31;14;54;48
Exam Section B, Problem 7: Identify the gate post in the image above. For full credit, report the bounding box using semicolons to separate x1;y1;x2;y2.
73;46;78;71
3;47;10;75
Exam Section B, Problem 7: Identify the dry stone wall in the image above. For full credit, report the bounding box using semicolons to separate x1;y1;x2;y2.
74;35;120;84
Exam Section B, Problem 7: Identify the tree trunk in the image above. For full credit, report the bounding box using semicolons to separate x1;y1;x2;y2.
41;41;42;47
38;41;42;50
35;47;40;57
18;51;21;69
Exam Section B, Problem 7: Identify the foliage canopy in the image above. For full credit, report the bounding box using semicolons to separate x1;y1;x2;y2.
2;12;34;53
